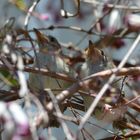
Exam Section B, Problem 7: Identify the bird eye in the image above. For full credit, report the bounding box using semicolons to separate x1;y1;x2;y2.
100;50;108;65
47;35;61;50
48;36;57;43
101;50;105;56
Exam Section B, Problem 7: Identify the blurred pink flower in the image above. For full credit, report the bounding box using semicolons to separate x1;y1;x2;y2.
112;39;125;49
38;13;49;21
125;14;140;29
108;10;121;34
8;103;30;137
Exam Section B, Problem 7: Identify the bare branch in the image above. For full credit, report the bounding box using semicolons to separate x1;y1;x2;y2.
81;0;140;11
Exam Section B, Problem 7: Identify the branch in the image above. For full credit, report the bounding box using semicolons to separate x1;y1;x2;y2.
0;89;19;101
0;64;76;83
124;130;140;138
81;0;140;11
1;63;140;104
45;66;140;112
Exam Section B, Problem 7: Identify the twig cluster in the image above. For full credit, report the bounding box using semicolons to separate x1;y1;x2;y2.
1;0;140;139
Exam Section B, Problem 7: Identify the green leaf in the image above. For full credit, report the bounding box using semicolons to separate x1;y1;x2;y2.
0;70;18;87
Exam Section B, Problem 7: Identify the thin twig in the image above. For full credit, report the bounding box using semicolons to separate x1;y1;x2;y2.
123;98;140;113
124;129;140;138
87;121;122;138
1;64;140;86
126;111;140;126
24;0;40;29
46;89;75;140
81;0;140;11
28;26;137;40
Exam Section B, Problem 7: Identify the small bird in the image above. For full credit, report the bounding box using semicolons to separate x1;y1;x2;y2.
29;28;76;95
79;40;125;122
29;29;77;126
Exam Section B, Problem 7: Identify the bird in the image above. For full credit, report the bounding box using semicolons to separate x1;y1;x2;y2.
29;29;77;126
79;40;126;123
30;30;67;91
29;28;77;97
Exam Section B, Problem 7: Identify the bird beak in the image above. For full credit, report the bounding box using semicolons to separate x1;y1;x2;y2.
33;28;49;44
33;28;50;53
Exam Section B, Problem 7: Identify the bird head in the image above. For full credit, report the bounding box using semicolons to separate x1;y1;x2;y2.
33;28;61;53
85;40;107;65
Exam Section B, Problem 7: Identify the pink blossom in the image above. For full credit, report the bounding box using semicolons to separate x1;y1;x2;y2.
108;10;121;34
38;13;49;21
125;14;140;29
